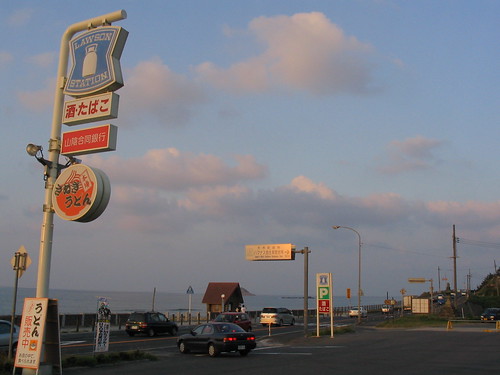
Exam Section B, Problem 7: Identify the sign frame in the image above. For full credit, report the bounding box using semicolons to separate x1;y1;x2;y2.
316;273;334;338
245;243;296;261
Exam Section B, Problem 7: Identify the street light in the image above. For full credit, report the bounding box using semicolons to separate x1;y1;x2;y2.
332;226;363;324
221;294;225;313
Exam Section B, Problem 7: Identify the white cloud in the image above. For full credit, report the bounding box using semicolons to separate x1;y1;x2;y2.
86;148;268;191
195;12;377;95
378;135;443;174
17;78;54;111
8;8;35;27
27;52;56;68
120;58;206;127
0;51;13;67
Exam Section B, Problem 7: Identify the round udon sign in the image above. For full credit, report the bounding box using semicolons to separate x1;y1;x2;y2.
52;164;110;222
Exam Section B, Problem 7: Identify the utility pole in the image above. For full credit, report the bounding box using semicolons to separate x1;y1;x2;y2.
438;266;441;292
452;225;458;296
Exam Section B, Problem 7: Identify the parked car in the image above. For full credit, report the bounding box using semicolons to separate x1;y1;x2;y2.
348;307;368;318
480;308;500;321
0;320;18;355
125;311;178;337
177;322;256;357
212;312;252;331
259;307;295;326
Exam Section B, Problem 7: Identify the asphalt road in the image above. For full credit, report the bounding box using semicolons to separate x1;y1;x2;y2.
61;322;500;375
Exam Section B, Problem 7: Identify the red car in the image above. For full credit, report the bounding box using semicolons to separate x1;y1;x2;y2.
212;312;252;331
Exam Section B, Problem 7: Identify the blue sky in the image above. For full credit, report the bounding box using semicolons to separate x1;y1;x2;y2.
1;1;499;300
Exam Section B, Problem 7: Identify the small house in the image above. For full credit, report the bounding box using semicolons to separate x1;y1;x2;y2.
202;282;244;316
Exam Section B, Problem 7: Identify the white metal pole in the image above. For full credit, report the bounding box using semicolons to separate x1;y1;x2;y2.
35;9;127;299
26;11;127;375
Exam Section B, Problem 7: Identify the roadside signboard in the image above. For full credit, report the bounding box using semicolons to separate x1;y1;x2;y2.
63;92;119;126
64;26;128;98
15;298;49;370
245;243;296;261
95;297;111;352
52;164;111;222
316;273;334;337
61;124;117;156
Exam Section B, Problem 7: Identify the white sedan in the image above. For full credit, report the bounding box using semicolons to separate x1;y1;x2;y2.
348;307;368;318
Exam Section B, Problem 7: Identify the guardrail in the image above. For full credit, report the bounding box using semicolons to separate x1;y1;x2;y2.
446;319;500;330
1;304;385;332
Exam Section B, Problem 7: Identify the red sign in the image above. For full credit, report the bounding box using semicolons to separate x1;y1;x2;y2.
318;299;330;313
61;124;117;156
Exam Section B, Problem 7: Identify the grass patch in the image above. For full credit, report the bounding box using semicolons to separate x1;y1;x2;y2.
62;350;157;369
377;315;448;328
313;325;355;336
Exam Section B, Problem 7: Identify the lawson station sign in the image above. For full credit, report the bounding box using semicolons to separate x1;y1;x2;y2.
64;26;128;98
54;25;127;222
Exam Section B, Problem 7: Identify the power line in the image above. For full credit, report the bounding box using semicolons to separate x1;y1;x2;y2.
457;237;500;249
365;243;448;258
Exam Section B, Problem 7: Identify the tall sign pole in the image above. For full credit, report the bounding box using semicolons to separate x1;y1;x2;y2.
25;11;127;375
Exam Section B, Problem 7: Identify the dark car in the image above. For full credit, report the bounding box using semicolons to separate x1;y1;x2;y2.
125;311;178;337
0;320;18;355
177;322;256;357
212;312;252;331
480;308;500;321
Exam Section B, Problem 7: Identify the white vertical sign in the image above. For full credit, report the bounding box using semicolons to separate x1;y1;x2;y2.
316;273;334;338
14;298;49;369
95;297;111;352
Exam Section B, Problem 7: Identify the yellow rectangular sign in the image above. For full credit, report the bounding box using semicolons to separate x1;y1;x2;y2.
245;243;295;261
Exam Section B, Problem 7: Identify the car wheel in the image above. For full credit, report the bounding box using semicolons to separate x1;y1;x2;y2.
147;328;155;337
127;331;135;337
170;326;178;336
178;341;189;354
239;349;250;356
279;319;283;326
290;319;295;326
208;343;219;357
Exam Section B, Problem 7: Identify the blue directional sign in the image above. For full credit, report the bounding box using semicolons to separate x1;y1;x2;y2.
65;26;128;98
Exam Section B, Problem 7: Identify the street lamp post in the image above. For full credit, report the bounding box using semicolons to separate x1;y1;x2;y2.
221;294;225;313
332;226;363;324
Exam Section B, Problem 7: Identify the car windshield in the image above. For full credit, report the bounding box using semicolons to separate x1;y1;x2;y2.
127;313;145;321
262;308;277;313
215;324;245;333
214;314;235;322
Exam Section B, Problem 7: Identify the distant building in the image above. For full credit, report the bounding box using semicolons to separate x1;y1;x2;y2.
202;282;244;316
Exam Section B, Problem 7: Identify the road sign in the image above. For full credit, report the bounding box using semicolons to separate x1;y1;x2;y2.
245;243;296;261
408;278;427;283
10;246;31;278
61;124;117;156
186;286;194;294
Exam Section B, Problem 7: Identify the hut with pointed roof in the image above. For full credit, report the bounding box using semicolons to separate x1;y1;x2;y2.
202;282;244;315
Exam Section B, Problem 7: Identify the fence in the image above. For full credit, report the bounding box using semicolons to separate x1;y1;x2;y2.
0;304;385;332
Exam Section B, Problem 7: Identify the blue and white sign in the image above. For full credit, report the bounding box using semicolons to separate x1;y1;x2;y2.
64;26;128;98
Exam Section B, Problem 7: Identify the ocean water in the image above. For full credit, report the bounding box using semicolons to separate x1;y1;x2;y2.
0;286;386;315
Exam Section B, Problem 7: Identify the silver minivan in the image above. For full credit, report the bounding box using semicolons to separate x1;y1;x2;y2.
259;307;295;326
